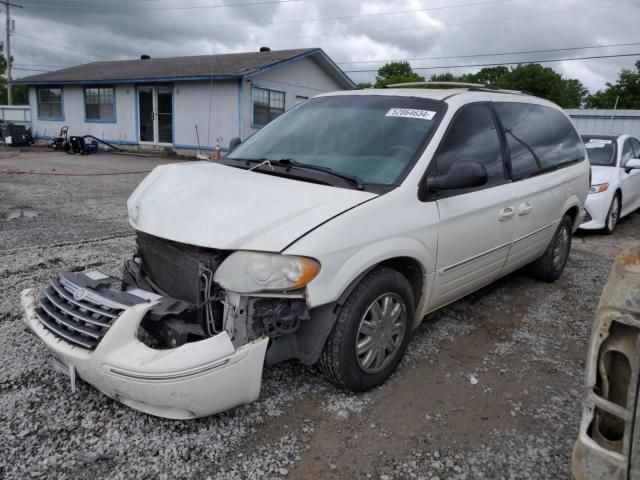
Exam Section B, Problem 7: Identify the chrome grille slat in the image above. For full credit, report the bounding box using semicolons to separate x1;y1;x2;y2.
35;276;125;350
35;309;97;349
50;279;117;318
43;287;112;328
40;299;104;339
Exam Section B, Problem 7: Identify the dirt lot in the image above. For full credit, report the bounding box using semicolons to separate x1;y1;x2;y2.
1;150;638;479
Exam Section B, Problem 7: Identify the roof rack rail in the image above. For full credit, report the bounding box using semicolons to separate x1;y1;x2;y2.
387;81;485;88
386;81;533;96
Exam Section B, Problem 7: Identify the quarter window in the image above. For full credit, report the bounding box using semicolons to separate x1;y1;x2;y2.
252;87;285;127
494;102;584;179
431;103;505;183
84;87;115;121
37;87;63;120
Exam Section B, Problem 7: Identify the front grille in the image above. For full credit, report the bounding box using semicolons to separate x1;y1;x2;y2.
35;277;124;349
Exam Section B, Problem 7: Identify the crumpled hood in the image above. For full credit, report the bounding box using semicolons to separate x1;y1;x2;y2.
127;161;377;251
590;165;615;186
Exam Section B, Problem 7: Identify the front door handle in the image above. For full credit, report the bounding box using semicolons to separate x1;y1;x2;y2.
518;201;533;216
499;206;515;221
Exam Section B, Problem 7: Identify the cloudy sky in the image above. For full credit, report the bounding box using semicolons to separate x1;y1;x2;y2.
8;0;640;93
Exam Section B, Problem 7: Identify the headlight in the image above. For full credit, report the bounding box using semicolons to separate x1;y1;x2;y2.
589;183;609;194
214;251;320;293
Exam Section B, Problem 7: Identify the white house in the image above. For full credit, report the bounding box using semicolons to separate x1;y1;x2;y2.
13;48;354;153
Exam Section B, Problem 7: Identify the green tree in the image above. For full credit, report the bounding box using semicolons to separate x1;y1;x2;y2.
356;81;373;89
0;42;28;105
500;64;586;108
428;64;587;107
429;72;474;83
586;62;640;109
468;66;510;86
374;61;424;87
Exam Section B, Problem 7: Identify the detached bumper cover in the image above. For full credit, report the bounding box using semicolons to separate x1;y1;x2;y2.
21;286;268;419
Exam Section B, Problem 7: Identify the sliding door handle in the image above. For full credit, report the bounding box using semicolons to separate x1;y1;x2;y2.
498;206;515;221
518;201;533;215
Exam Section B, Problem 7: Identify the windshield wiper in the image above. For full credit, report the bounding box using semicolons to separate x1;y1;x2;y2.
270;158;366;190
227;157;366;190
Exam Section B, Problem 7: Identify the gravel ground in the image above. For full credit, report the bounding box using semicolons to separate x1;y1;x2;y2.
1;150;638;479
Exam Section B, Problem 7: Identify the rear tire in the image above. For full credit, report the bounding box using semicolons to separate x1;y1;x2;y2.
530;214;573;282
318;267;415;392
603;193;621;235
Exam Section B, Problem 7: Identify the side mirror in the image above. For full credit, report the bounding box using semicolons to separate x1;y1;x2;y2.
426;161;489;193
624;158;640;173
229;137;242;151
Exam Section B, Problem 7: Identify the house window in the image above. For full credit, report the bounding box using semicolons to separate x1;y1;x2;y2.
252;87;285;127
37;87;63;120
85;87;115;121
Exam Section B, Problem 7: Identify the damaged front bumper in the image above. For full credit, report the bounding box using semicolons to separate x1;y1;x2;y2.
20;273;269;419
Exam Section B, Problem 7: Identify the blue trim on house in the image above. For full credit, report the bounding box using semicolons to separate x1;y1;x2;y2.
15;75;243;86
36;86;65;121
243;49;320;80
249;83;286;130
315;49;357;89
242;49;355;89
237;78;243;138
14;49;355;89
83;86;117;123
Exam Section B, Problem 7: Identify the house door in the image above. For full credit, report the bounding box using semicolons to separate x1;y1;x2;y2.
138;86;173;144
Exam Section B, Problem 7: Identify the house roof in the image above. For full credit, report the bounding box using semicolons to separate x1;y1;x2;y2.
13;48;355;89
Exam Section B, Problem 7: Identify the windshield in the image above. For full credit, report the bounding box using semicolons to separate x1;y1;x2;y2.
227;95;445;186
582;136;616;166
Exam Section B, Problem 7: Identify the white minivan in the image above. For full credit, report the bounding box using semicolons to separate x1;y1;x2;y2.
21;86;589;418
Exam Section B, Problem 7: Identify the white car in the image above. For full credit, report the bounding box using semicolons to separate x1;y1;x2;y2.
20;86;589;419
580;134;640;234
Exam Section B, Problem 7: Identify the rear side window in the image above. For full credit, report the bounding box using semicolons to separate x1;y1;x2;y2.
432;103;505;183
494;102;584;179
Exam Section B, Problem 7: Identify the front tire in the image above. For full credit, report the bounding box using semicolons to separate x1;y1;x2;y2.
318;267;415;392
530;214;573;282
603;193;621;235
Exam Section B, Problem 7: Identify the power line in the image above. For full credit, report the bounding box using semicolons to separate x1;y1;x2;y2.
252;2;638;42
343;52;640;73
337;41;640;65
13;32;111;59
18;0;302;11
13;62;65;68
12;66;49;71
192;0;515;28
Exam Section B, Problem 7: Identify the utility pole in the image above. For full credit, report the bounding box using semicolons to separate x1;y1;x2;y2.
3;1;22;105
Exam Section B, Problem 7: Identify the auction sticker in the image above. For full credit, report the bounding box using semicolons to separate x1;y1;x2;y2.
386;108;436;120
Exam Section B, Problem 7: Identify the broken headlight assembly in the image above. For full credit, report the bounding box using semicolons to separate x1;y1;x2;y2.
213;251;320;293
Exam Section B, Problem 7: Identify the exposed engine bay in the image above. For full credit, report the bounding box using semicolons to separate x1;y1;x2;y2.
121;231;312;350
